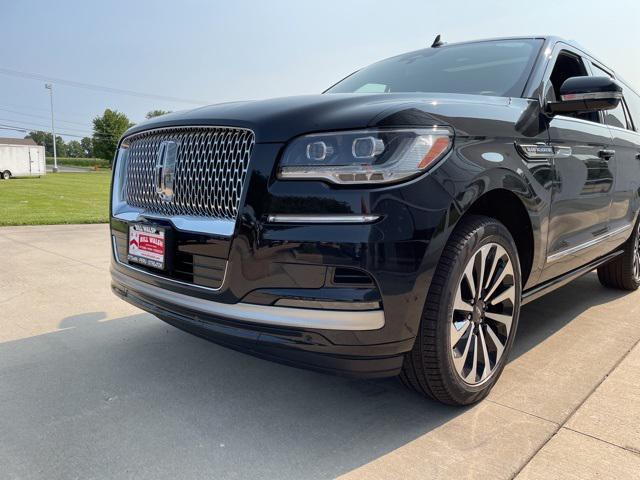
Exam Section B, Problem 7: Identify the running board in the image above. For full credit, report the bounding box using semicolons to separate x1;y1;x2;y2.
521;250;624;305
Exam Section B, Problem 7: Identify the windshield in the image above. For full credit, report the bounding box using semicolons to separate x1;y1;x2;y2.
326;39;543;97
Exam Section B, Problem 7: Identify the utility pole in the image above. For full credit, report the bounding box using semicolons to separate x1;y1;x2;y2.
45;83;58;173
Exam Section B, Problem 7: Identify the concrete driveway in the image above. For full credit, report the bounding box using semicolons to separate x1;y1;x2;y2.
1;224;639;480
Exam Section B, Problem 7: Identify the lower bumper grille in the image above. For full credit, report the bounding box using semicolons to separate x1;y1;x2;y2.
112;232;226;290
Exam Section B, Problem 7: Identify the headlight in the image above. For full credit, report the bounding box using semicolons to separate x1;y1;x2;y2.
278;127;453;185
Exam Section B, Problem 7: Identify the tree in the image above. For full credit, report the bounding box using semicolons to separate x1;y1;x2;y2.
92;109;133;163
25;131;50;152
66;140;85;158
24;131;67;157
145;109;172;119
80;137;93;157
55;136;68;157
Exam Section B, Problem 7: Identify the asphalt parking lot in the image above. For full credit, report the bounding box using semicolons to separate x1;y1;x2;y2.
1;224;639;480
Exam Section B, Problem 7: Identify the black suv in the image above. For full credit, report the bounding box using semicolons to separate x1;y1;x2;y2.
110;36;640;405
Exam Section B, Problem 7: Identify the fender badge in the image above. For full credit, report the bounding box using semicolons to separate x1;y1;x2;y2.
516;142;571;160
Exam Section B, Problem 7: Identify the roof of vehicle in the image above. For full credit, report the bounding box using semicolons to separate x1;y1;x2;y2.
417;36;638;95
0;137;38;146
424;35;586;55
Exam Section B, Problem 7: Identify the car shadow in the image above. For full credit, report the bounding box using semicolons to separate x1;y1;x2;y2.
510;271;626;360
0;272;631;479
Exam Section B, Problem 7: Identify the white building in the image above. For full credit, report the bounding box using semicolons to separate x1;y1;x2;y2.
0;137;46;179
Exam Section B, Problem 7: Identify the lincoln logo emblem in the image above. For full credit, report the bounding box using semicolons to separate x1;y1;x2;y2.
154;140;178;202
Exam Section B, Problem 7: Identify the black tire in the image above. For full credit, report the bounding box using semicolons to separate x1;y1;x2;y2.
400;215;522;405
1;170;10;180
597;220;640;291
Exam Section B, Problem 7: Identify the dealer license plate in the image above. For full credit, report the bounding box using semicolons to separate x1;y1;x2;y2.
127;224;166;270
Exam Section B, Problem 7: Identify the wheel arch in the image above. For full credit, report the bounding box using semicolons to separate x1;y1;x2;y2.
464;189;535;286
444;166;546;289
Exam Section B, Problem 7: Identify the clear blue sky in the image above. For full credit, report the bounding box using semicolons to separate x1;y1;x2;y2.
1;0;639;140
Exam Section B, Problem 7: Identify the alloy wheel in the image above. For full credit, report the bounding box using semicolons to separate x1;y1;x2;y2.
450;243;516;386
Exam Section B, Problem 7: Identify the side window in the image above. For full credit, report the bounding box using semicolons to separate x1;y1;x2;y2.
591;63;631;130
605;102;630;129
624;90;640;132
548;51;598;122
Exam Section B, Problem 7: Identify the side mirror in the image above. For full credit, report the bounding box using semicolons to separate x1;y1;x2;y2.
548;76;622;114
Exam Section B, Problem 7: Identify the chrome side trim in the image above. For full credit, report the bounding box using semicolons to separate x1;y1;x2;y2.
113;211;236;237
267;214;380;224
111;269;385;331
111;236;227;292
547;224;632;262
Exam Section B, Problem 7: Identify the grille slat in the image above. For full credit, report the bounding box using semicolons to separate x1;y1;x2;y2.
124;126;255;220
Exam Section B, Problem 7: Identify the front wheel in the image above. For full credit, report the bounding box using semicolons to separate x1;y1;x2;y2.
400;215;522;405
1;170;10;180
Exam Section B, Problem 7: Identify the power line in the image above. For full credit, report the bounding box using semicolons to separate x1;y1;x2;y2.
0;67;210;105
0;101;98;121
0;107;93;129
0;117;120;139
0;122;120;139
0;117;93;135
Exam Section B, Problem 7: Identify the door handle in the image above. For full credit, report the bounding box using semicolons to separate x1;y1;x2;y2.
636;152;640;160
599;149;616;160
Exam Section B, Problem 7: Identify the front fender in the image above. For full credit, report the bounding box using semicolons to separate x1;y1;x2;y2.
430;135;553;289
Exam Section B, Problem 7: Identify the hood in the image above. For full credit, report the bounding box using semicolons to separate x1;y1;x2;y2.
123;93;534;143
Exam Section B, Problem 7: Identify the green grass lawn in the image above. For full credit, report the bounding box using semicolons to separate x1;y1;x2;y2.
0;172;111;226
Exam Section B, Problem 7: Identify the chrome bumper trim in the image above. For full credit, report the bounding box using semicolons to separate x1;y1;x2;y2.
112;211;235;236
111;269;385;331
267;214;380;224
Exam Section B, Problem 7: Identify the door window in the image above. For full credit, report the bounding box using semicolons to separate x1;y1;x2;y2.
591;63;632;130
623;90;640;132
548;51;598;123
604;102;631;129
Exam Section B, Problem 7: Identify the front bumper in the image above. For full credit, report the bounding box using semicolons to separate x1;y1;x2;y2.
111;267;411;378
110;141;457;378
111;268;384;331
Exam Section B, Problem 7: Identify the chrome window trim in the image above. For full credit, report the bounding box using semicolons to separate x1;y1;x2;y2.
267;214;381;224
607;123;640;136
111;236;227;292
111;268;385;331
554;115;612;129
546;224;632;262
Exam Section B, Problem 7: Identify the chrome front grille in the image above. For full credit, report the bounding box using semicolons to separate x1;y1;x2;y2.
123;126;255;220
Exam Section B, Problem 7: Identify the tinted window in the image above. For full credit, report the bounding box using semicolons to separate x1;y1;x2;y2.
550;52;598;123
624;89;640;132
605;102;629;129
326;40;543;97
592;63;631;129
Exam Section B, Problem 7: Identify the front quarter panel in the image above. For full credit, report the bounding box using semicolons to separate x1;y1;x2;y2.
426;100;552;290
